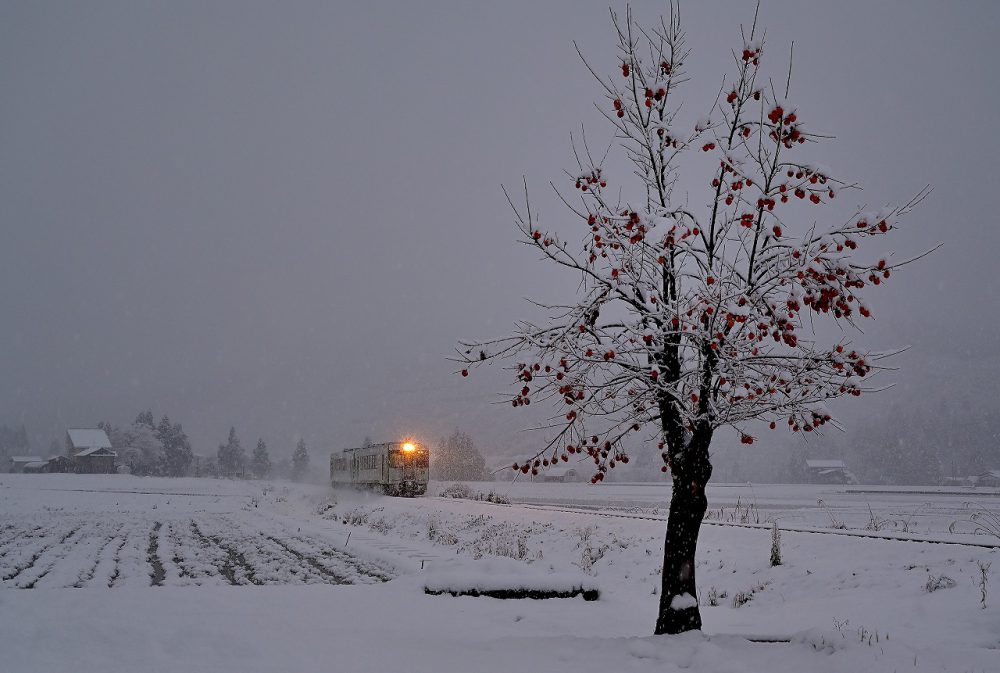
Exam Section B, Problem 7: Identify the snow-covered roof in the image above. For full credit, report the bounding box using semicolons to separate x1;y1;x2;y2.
67;429;112;451
75;446;117;458
806;459;847;470
23;461;47;469
10;456;44;463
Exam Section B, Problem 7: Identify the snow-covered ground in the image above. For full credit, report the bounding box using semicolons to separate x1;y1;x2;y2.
1;474;997;672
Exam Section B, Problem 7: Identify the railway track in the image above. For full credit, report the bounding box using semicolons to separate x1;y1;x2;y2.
509;501;1000;549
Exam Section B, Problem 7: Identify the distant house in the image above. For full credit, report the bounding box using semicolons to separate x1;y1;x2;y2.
973;470;1000;488
23;460;48;473
44;455;75;473
542;466;579;483
805;459;857;485
9;456;44;473
66;429;117;474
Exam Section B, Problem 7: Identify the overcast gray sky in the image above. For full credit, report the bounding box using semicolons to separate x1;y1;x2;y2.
2;1;998;458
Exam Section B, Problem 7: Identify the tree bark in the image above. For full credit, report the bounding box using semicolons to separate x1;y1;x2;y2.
655;434;712;635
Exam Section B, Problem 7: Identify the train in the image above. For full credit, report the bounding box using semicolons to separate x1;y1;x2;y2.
329;440;429;497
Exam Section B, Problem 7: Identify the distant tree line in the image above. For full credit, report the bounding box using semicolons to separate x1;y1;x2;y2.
215;426;311;482
93;412;312;482
97;412;194;477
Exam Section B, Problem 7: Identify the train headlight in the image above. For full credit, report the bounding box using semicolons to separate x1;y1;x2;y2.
402;442;416;453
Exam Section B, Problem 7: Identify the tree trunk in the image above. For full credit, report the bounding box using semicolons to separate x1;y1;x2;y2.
655;437;712;635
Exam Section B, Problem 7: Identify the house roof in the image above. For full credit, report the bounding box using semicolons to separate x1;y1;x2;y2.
806;459;847;470
23;461;47;469
67;429;112;451
10;456;44;463
75;446;117;458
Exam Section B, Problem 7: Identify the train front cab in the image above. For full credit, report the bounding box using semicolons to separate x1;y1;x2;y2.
389;442;429;496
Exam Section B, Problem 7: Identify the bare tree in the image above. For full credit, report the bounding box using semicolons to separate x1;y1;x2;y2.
457;5;926;635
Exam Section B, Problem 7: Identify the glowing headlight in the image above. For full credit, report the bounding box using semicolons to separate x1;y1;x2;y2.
402;442;416;452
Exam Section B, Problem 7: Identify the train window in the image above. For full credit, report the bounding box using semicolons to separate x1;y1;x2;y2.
389;449;428;468
356;454;377;470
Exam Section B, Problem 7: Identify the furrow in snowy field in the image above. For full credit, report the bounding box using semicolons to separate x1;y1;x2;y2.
0;530;45;567
32;522;115;588
156;518;226;586
280;529;393;584
253;515;393;585
110;522;154;587
191;516;326;585
145;522;166;586
0;521;83;587
260;533;354;584
0;522;42;553
85;531;125;587
9;525;87;589
0;520;76;574
187;518;256;586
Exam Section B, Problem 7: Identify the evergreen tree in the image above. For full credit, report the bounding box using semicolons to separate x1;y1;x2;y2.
135;410;155;428
433;430;486;481
251;439;272;480
157;416;193;477
292;438;310;481
218;427;245;478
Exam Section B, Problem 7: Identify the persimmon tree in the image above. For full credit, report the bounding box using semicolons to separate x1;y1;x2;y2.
457;6;926;635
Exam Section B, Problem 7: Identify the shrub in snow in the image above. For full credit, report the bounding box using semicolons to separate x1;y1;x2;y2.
574;526;610;574
769;522;782;567
314;497;337;519
732;580;771;608
970;507;1000;541
440;483;474;499
977;561;991;609
471;521;530;560
924;574;956;593
439;483;511;505
705;586;727;606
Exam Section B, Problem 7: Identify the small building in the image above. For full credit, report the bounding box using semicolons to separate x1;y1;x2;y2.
805;459;857;485
9;456;44;473
542;466;580;483
45;455;75;473
973;470;1000;488
67;429;117;474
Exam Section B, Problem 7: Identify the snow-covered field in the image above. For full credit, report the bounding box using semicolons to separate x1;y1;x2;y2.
1;474;997;673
